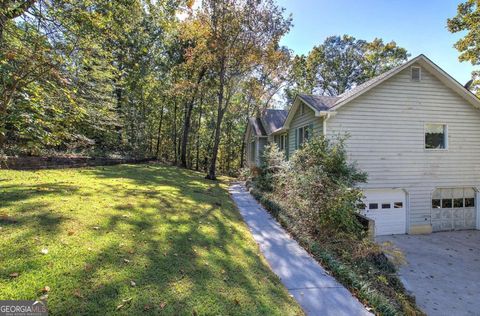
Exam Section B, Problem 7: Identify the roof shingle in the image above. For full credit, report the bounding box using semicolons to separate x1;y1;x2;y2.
260;109;288;134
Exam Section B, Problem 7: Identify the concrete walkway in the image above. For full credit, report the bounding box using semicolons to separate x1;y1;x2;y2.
229;183;371;316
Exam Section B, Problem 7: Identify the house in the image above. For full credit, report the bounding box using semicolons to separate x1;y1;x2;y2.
245;54;480;236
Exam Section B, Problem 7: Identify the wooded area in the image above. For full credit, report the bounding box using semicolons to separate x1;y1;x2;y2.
1;0;478;179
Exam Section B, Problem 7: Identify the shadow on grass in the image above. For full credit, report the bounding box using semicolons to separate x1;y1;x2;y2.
0;164;298;315
58;205;283;314
0;183;81;208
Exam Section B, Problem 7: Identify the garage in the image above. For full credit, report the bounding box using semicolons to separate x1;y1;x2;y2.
431;187;477;231
359;189;406;236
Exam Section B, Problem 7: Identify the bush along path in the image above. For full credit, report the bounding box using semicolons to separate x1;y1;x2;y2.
242;137;424;315
229;183;372;316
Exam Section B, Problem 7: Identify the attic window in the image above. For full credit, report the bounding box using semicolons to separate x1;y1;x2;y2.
411;67;421;81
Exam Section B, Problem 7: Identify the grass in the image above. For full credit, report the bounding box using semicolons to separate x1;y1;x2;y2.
0;163;303;315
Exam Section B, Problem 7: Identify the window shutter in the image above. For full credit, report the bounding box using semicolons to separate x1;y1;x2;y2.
285;133;289;159
294;129;298;150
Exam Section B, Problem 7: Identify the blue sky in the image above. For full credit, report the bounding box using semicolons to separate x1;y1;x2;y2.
276;0;475;84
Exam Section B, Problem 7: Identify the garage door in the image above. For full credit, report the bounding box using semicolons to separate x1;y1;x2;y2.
360;189;406;236
431;187;476;232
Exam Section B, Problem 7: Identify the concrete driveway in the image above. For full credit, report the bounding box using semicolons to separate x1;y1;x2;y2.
377;231;480;316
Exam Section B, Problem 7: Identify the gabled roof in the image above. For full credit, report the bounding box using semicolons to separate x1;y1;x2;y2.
248;117;267;136
260;109;288;134
298;94;339;111
251;54;480;137
331;54;480;110
247;109;288;137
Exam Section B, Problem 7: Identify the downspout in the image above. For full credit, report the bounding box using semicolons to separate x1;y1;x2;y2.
318;111;336;136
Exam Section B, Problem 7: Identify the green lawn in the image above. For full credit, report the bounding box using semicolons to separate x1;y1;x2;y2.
0;163;302;315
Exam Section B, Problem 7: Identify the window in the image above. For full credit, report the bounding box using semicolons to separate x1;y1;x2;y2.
411;66;421;81
394;202;403;208
442;199;453;208
382;203;391;209
369;203;378;210
298;127;304;146
296;125;313;148
432;188;476;209
453;198;464;208
304;126;310;141
425;124;447;149
279;134;286;151
465;198;475;208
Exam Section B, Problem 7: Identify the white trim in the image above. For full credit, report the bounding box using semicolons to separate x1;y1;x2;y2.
424;123;448;151
476;190;480;230
282;95;321;130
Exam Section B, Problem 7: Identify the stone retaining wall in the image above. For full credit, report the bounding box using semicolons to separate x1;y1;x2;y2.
0;156;155;170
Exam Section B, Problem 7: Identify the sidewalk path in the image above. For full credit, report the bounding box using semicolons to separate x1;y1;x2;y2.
229;183;372;316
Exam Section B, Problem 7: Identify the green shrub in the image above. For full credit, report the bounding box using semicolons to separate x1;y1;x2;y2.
255;135;367;237
253;143;287;192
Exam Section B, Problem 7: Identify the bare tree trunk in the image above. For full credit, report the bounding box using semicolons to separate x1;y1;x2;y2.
206;106;224;180
155;104;165;158
195;98;203;171
173;100;178;165
239;95;253;169
206;60;227;180
180;69;205;168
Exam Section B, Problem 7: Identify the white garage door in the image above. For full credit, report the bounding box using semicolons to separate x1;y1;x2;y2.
360;189;406;236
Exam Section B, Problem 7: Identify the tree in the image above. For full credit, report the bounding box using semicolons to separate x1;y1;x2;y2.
447;0;480;95
1;0;182;155
285;35;409;99
188;0;291;180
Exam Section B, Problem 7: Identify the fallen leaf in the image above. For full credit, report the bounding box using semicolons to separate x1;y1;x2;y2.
159;302;166;309
234;298;240;305
84;264;93;272
123;258;130;264
127;249;135;254
9;272;19;278
41;286;50;293
116;297;132;310
143;304;152;311
130;280;136;287
73;289;84;298
40;248;48;255
39;294;48;300
67;230;75;236
93;226;100;230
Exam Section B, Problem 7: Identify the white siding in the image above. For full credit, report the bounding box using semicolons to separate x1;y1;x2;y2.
328;62;480;232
